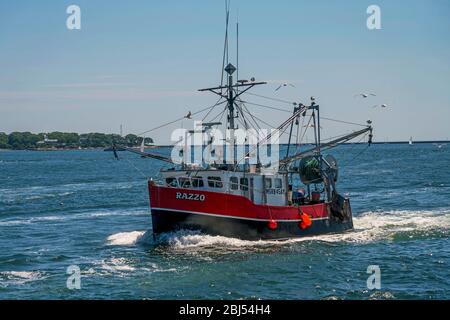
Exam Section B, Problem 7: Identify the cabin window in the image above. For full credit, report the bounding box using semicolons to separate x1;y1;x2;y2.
179;178;191;188
230;177;239;190
240;178;249;191
192;177;204;188
274;178;283;189
166;177;178;187
265;178;272;189
208;177;223;188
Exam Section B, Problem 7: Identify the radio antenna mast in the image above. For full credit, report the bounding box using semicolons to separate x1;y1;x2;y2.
221;0;231;88
236;9;239;85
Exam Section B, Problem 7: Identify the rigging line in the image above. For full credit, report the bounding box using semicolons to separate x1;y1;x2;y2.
179;104;228;149
215;106;228;136
348;139;371;162
239;102;266;139
296;113;306;145
245;92;297;106
239;98;296;140
165;99;227;146
340;133;370;167
241;100;293;113
123;156;148;179
286;123;302;142
202;97;225;121
237;99;277;130
250;106;303;142
243;110;276;133
235;103;250;130
236;116;248;132
320;131;360;143
299;114;313;144
281;127;372;167
136;100;227;137
209;104;228;123
271;121;291;145
117;157;152;202
236;97;263;130
235;103;265;144
236;99;261;132
320;117;367;127
338;133;368;161
235;107;306;168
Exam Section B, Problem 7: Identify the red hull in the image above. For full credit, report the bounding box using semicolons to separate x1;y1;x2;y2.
148;182;353;240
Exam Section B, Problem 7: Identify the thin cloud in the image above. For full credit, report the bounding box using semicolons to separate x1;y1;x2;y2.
43;83;135;89
0;89;201;101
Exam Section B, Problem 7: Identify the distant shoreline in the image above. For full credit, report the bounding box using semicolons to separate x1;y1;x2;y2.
370;140;449;145
0;140;448;151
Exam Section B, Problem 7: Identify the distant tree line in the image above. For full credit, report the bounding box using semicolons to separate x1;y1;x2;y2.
0;132;154;150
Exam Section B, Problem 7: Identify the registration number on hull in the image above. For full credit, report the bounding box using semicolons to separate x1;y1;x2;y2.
176;192;206;202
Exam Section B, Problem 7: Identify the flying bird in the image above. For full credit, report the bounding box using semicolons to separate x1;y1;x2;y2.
372;104;388;109
355;93;376;98
184;111;192;119
275;83;296;91
303;123;323;129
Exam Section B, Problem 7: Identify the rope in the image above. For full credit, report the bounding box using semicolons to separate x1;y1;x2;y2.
117;156;152;202
241;100;293;113
202;97;225;121
123;154;148;179
320;117;367;127
339;133;370;167
299;115;313;144
209;104;228;123
244;92;297;106
136;100;227;137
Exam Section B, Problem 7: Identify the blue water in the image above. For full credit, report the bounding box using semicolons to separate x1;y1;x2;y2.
0;144;449;299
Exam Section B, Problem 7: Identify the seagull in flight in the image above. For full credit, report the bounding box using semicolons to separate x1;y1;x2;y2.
372;104;388;109
355;93;376;98
275;83;296;91
303;123;323;129
184;111;192;119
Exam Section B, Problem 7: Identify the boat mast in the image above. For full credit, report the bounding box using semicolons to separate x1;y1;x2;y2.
226;64;237;130
286;105;300;158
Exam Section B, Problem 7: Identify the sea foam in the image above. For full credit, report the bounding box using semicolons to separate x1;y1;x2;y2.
154;209;450;249
0;271;46;287
106;231;147;246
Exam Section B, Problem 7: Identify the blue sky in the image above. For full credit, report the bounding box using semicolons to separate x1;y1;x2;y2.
0;0;449;143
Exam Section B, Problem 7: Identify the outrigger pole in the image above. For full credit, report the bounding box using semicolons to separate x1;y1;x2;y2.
124;147;174;164
279;126;373;170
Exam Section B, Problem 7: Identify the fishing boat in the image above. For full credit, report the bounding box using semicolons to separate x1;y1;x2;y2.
117;8;374;241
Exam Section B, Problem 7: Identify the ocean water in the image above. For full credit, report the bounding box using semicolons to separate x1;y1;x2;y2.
0;144;449;300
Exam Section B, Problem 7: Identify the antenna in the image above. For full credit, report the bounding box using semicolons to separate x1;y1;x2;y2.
221;0;231;88
236;9;239;86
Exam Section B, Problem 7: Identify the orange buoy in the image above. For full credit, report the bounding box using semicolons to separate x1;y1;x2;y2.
299;213;312;230
268;219;278;230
